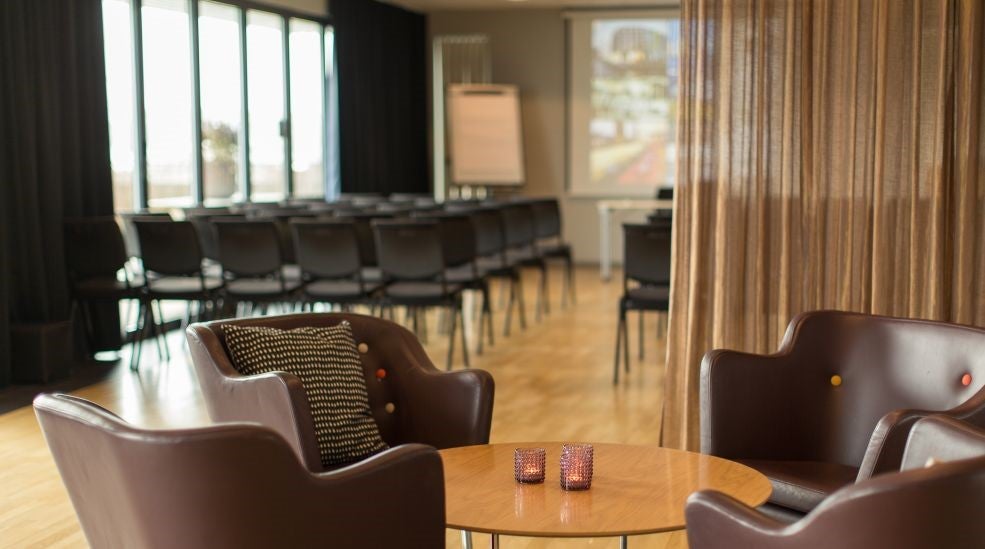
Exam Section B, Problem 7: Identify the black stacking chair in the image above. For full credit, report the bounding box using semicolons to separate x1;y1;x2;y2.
530;198;576;308
372;219;468;370
134;220;224;366
212;219;301;314
290;219;380;309
499;202;549;321
464;207;527;336
614;222;672;383
414;212;494;353
63;217;145;369
335;212;394;286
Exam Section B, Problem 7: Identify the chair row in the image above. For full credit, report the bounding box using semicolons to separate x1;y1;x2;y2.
64;198;576;370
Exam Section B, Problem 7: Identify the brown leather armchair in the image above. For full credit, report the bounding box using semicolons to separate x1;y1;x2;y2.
186;312;495;472
34;393;446;549
701;311;985;516
686;415;985;549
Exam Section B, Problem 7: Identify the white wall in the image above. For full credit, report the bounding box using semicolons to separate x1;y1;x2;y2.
429;9;651;264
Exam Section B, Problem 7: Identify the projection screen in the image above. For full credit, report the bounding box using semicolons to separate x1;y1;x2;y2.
566;9;680;197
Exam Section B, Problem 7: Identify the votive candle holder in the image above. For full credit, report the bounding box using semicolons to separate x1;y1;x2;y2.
560;444;594;490
514;447;546;484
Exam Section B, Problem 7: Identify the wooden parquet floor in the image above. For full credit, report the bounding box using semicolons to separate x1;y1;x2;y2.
0;267;686;548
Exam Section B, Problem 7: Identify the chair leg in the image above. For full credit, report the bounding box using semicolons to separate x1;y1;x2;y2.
623;309;630;374
150;300;170;362
503;278;515;337
459;302;470;369
482;283;494;348
613;307;625;384
515;274;527;330
567;256;576;305
446;305;457;371
638;311;645;361
130;300;150;371
541;264;550;316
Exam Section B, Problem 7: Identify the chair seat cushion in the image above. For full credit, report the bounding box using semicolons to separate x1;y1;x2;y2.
73;276;140;299
147;276;223;296
305;280;376;300
225;278;301;297
445;264;487;284
624;285;670;307
737;459;859;513
385;282;462;301
361;267;383;283
223;321;387;467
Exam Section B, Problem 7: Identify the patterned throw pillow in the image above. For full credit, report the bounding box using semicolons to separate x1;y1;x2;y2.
222;321;388;467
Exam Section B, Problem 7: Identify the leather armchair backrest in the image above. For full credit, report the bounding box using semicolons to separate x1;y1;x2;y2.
777;312;985;466
34;394;329;549
189;313;444;451
901;415;985;471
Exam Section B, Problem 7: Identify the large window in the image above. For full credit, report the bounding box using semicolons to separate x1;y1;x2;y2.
102;0;337;211
103;0;137;212
289;19;326;198
567;11;680;197
143;0;195;209
199;1;244;206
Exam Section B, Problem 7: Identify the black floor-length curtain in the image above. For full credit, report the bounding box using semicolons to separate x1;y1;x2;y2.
0;0;117;386
332;0;428;195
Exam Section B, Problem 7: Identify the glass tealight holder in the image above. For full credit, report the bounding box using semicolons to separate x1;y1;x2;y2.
514;447;546;484
560;444;594;491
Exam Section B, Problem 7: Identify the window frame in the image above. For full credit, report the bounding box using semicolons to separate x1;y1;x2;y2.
108;0;336;211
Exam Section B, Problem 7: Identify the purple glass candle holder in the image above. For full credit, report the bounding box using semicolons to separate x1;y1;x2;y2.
514;447;546;484
560;444;593;490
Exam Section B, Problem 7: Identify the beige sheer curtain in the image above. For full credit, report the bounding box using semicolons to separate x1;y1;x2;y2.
664;0;985;451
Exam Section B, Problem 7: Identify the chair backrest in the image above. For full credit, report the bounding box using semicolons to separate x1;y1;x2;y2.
118;212;172;258
468;207;506;258
336;212;393;268
213;219;283;277
901;416;985;471
413;212;477;268
622;222;672;287
34;393;446;549
251;210;318;264
498;203;536;249
372;220;446;281
63;217;129;282
529;198;562;240
134;220;204;277
187;214;245;261
776;312;985;467
290;219;362;280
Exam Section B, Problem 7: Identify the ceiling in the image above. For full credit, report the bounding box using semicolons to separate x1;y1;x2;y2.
386;0;670;13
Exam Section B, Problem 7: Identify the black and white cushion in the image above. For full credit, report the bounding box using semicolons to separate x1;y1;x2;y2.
223;321;387;467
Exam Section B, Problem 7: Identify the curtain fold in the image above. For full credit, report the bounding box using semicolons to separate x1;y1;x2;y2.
664;0;985;451
0;0;116;386
332;0;429;195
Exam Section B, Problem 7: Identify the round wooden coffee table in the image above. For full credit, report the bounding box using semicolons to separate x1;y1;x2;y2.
440;442;771;548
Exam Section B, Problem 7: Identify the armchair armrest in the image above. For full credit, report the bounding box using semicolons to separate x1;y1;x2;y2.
401;367;495;448
858;390;985;480
701;349;816;460
303;443;445;547
685;490;789;549
186;325;322;471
